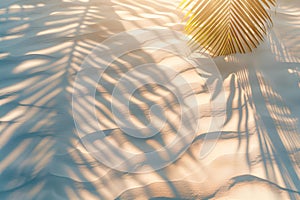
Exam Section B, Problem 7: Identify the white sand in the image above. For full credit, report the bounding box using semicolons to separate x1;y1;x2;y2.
0;0;299;199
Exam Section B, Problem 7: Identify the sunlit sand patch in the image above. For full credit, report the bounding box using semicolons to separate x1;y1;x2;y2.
0;0;299;199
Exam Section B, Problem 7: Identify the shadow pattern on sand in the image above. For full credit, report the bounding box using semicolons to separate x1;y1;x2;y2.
0;0;299;199
213;1;300;198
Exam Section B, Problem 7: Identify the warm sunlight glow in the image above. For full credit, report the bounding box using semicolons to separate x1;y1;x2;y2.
0;0;299;199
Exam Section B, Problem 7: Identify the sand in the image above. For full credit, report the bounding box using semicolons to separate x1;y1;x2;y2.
0;0;299;199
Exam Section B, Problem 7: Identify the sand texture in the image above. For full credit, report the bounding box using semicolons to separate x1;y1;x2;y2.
0;0;299;199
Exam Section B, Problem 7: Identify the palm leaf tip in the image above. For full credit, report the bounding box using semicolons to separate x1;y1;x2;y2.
180;0;276;57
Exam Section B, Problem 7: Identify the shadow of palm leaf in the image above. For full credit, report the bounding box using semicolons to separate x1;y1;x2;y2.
213;2;300;195
0;0;199;199
0;0;299;199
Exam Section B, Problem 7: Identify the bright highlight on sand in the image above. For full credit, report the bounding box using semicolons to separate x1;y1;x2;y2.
0;0;299;199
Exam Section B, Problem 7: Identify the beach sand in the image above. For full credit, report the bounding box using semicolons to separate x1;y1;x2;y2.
0;0;299;199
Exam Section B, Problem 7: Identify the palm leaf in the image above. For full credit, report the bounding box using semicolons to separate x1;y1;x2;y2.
180;0;276;56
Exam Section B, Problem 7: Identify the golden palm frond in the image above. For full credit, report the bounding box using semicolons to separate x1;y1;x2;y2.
180;0;276;56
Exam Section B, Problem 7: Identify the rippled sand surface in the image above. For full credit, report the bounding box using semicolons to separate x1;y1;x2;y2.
0;0;299;199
